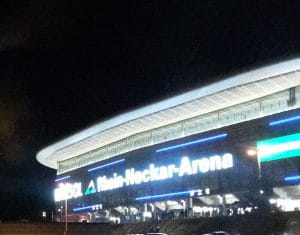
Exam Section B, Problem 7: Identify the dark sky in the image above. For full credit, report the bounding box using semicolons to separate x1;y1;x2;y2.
0;1;299;221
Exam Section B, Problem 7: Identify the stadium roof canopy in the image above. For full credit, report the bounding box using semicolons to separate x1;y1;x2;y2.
37;58;300;169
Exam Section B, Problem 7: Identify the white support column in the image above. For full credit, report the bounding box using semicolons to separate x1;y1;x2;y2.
186;197;193;218
220;194;227;216
143;203;148;221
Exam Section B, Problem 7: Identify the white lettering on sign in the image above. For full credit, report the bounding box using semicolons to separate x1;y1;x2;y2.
96;153;233;192
54;182;82;202
54;153;233;200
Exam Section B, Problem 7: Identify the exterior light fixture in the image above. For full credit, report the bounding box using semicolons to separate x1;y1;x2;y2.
246;149;257;157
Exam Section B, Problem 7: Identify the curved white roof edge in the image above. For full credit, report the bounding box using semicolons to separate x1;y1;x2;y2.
37;58;300;169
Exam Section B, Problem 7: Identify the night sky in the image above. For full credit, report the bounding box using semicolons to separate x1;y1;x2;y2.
0;1;299;221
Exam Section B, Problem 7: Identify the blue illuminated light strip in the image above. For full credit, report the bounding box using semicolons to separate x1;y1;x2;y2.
285;175;300;183
55;175;70;182
269;115;300;126
88;159;125;172
136;190;195;201
156;133;228;153
73;204;100;212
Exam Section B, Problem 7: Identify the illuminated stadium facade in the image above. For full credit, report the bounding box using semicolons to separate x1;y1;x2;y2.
37;59;300;223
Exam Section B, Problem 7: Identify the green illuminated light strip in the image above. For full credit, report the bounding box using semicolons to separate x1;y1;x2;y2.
257;132;300;162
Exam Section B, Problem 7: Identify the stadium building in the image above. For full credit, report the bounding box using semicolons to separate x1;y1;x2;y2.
37;59;300;223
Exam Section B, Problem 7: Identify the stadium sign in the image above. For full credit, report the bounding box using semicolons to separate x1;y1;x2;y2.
97;153;233;192
54;182;82;202
54;153;233;201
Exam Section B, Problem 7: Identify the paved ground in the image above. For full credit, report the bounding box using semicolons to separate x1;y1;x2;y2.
0;212;299;235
